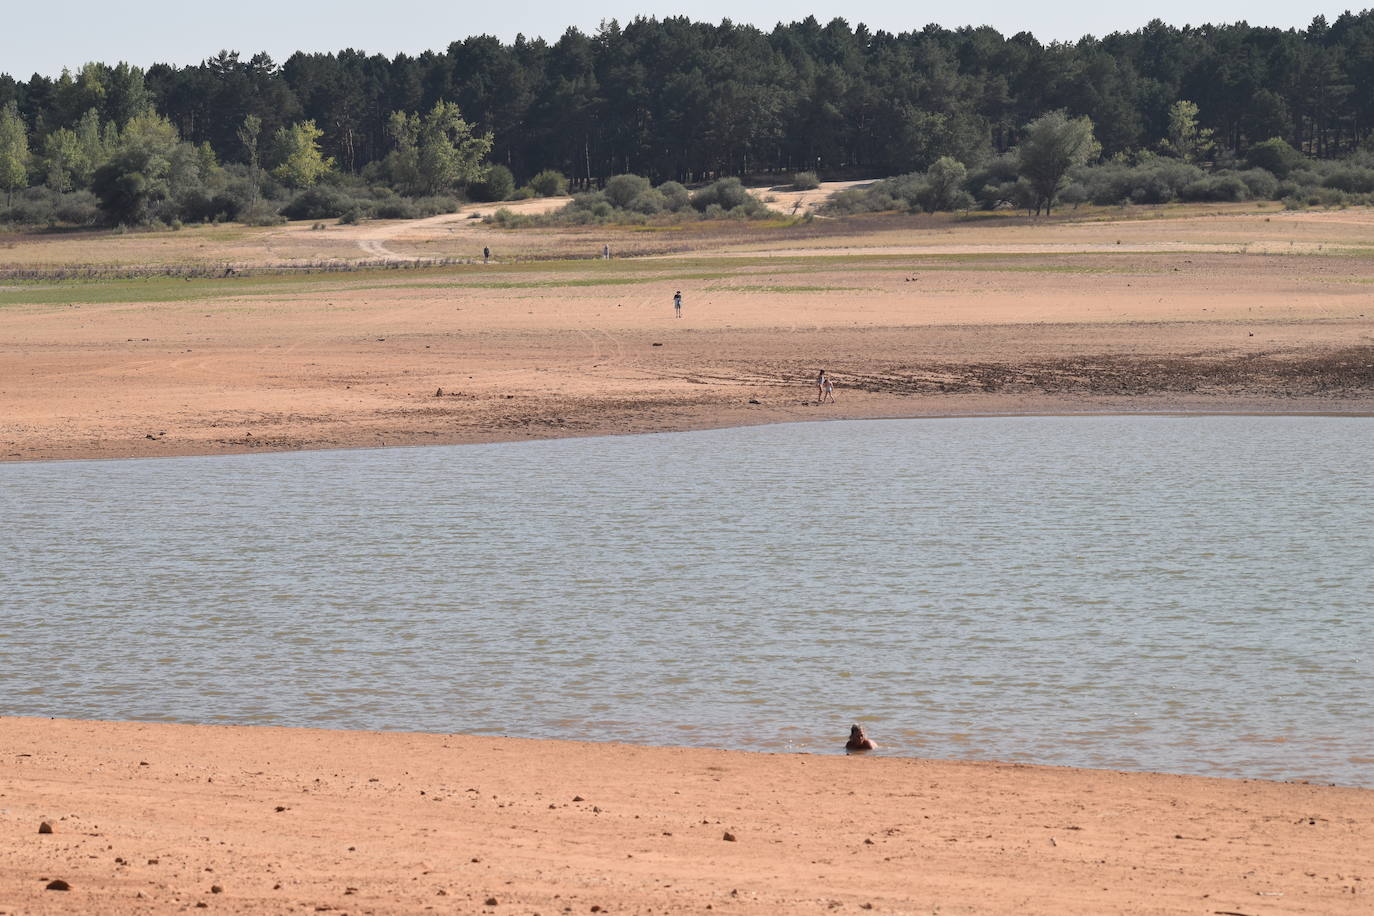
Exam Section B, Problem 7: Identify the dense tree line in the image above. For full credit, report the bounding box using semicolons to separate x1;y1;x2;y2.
3;12;1374;225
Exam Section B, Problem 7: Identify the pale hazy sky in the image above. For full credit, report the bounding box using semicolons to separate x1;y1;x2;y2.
1;1;1350;79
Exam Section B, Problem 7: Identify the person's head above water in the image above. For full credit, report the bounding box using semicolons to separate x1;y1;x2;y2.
846;723;876;751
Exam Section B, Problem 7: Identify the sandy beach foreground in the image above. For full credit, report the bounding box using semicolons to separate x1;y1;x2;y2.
1;718;1369;915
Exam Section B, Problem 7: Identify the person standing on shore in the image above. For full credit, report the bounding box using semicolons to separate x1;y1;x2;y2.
822;373;835;404
603;243;611;259
483;246;490;264
674;290;682;318
816;369;827;403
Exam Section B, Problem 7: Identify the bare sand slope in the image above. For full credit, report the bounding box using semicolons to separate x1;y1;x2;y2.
1;717;1368;915
3;226;1374;461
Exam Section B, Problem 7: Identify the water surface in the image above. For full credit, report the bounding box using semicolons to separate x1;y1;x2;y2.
2;416;1370;785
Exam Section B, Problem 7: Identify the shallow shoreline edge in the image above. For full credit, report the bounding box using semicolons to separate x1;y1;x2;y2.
8;395;1374;465
2;715;1370;915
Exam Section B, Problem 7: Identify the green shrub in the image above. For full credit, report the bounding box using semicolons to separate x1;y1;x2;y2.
1321;166;1374;194
603;174;651;209
791;170;820;190
411;195;461;216
691;177;755;212
1245;138;1306;179
918;157;971;211
1236;168;1279;199
281;186;357;220
1074;158;1203;205
527;169;569;197
239;201;286;226
1;197;57;226
53;190;101;226
569;190;608;212
481;174;775;227
656;180;691;211
373;198;419;219
827;186;884;214
1305;186;1346;207
1058;183;1090;207
487;207;537;228
824;162;973;214
470;164;515;202
629;188;667;214
1179;173;1249;202
510;186;536;200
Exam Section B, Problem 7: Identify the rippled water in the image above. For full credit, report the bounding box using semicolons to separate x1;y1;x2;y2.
2;416;1371;785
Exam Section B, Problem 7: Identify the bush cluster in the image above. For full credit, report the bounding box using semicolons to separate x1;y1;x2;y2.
278;182;461;222
822;139;1374;217
1067;145;1374;208
826;158;975;214
469;164;515;202
487;175;774;227
0;187;102;227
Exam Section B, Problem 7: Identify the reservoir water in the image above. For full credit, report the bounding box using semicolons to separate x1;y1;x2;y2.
2;416;1371;786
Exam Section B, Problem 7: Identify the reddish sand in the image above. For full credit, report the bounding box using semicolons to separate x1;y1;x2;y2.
1;717;1369;915
4;207;1374;462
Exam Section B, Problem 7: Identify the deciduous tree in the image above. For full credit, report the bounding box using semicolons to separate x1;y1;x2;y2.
1016;110;1099;215
0;101;31;204
1161;100;1214;161
415;101;491;194
90;112;181;223
270;119;332;188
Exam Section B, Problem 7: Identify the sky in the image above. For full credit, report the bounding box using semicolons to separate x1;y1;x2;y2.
2;1;1351;79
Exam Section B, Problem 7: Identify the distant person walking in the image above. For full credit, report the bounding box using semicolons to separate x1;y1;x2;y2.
673;290;682;318
822;373;835;403
483;246;490;263
816;369;827;403
603;243;611;259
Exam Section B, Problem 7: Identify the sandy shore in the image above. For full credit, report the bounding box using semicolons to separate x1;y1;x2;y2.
4;206;1374;462
1;717;1369;915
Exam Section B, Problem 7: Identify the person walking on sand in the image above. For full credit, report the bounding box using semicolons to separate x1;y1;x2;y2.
603;243;611;259
673;290;682;318
822;373;835;404
816;369;827;404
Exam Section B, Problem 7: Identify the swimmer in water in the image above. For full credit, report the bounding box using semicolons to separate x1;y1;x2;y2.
846;724;877;751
